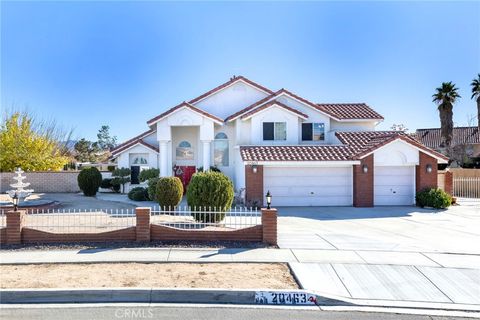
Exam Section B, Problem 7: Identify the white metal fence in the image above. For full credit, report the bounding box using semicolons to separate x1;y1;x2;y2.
0;208;136;233
453;177;480;198
150;206;261;230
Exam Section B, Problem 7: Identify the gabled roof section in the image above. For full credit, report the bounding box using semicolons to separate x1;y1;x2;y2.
335;131;449;162
110;129;156;155
225;88;382;122
111;140;159;157
188;76;274;104
224;90;281;122
240;100;308;120
316;103;384;121
147;102;224;126
414;126;480;148
225;88;329;122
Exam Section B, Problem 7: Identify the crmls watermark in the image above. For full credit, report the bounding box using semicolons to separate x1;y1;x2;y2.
114;308;154;319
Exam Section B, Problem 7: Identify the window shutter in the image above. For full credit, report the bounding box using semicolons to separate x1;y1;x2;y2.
263;122;274;140
302;123;312;141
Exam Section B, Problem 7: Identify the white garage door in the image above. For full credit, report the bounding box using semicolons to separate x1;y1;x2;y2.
374;166;415;206
263;167;353;206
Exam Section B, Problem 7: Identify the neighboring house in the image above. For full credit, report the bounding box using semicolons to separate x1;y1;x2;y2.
414;127;480;167
110;76;448;207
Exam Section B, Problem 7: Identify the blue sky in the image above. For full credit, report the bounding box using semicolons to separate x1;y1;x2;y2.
2;1;479;142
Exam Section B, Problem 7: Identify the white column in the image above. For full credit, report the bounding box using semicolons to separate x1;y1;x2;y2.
202;140;212;171
159;141;169;177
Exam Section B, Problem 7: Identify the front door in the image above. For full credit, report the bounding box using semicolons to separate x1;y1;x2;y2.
174;165;196;193
131;166;140;185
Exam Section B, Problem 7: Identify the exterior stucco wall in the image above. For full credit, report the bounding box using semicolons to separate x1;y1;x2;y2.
374;140;420;166
115;144;159;169
250;106;299;145
193;81;269;119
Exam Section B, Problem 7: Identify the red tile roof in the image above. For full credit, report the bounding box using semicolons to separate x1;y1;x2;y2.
240;131;449;162
240;100;308;120
316;103;384;120
335;131;449;161
414;127;480;149
240;145;354;162
188;76;274;104
147;102;223;126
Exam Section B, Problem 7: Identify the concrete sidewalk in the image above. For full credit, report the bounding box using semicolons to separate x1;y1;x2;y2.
1;247;479;267
1;247;479;311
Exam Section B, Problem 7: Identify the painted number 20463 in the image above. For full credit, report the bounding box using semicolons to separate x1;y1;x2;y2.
255;291;317;305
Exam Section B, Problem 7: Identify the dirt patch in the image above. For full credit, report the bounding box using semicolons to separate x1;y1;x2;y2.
0;263;298;289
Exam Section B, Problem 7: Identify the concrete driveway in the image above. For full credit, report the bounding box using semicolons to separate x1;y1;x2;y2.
277;205;480;254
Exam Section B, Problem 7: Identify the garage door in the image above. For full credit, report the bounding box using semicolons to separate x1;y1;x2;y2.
374;166;415;206
263;167;353;206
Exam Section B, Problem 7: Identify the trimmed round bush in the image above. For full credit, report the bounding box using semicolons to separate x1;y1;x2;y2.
186;171;234;223
416;188;452;209
77;167;102;196
128;187;149;201
139;168;160;183
147;177;160;201
156;177;183;208
101;178;112;189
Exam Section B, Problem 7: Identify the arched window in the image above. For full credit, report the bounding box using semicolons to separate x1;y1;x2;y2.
178;141;191;148
214;132;229;166
133;156;148;165
176;141;194;160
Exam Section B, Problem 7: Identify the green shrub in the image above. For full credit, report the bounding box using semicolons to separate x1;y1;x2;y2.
186;171;234;223
77;167;102;196
147;177;160;201
139;168;160;183
111;167;131;193
107;165;116;172
100;178;112;189
416;188;452;209
128;187;149;201
156;177;183;207
197;166;221;173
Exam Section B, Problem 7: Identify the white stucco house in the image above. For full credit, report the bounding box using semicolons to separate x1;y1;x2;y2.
111;76;448;207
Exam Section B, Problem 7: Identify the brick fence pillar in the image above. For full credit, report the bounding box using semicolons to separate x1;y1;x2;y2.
135;207;151;242
261;208;277;246
444;170;453;195
6;210;25;244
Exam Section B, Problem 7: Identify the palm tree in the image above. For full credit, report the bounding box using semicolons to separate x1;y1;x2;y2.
432;82;461;148
471;74;480;128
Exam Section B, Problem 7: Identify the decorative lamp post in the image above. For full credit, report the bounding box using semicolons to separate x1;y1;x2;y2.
12;192;19;211
266;190;272;209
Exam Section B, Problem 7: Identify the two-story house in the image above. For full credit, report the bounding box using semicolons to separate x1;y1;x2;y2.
111;76;448;207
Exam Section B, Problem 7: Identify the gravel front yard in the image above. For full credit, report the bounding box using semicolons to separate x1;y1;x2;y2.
0;263;298;289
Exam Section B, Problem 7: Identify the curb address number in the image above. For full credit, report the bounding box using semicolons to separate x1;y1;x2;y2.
255;291;317;305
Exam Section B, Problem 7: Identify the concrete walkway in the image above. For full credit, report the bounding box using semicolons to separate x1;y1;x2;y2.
1;247;479;310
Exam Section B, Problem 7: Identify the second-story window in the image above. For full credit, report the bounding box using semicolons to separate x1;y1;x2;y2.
263;122;287;141
302;123;325;141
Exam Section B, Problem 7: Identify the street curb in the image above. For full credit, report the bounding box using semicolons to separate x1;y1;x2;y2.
0;288;342;305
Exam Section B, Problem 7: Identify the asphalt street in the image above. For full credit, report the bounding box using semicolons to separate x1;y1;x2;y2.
0;306;477;320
